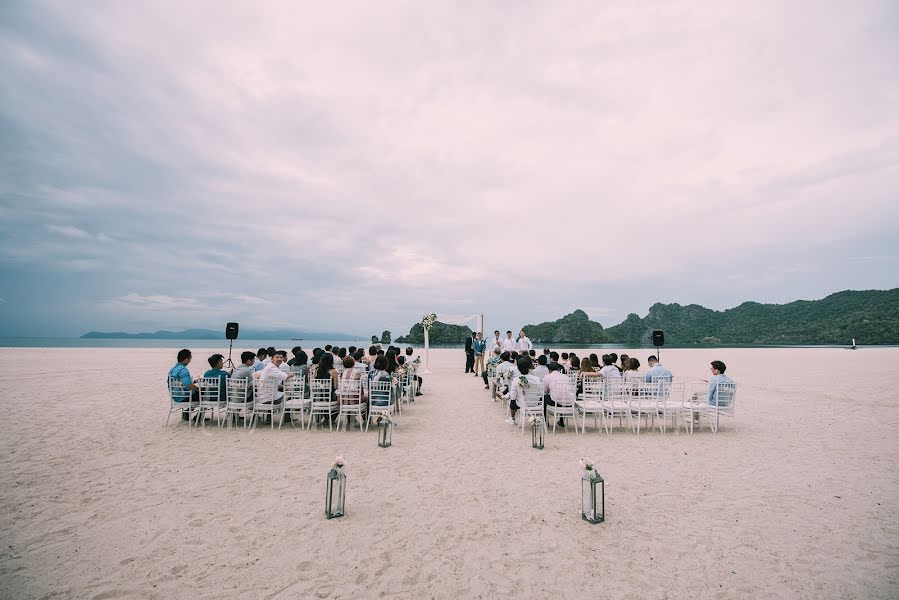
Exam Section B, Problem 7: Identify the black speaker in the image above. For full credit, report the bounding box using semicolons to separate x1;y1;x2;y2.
225;322;239;340
652;330;664;347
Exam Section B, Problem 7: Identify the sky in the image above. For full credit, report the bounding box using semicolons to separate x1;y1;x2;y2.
1;1;898;338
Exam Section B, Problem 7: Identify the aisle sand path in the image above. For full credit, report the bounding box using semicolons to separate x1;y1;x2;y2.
0;347;897;598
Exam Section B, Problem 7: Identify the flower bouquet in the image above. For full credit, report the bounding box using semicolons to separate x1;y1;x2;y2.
421;313;437;330
332;455;345;472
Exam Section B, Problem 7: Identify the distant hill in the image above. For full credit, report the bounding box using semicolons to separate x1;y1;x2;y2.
522;309;614;344
605;289;899;345
396;321;472;344
81;328;363;340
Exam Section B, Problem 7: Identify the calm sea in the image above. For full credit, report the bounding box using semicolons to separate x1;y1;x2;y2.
0;337;885;350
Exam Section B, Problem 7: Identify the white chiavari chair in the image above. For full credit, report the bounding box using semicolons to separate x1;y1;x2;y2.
337;377;366;431
165;377;199;427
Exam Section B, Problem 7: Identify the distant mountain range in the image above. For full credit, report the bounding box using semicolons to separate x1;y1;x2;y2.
605;288;899;345
80;328;363;341
393;288;899;346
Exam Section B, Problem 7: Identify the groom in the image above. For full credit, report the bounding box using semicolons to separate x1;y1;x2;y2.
464;331;475;373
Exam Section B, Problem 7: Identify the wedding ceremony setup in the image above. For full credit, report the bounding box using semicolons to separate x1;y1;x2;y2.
4;1;897;597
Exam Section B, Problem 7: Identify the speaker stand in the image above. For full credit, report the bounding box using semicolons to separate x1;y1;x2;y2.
225;339;235;369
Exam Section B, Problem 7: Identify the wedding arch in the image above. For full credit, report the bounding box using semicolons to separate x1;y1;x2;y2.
419;313;484;373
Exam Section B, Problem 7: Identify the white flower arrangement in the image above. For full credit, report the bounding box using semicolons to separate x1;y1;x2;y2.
517;375;530;389
376;414;392;426
579;458;598;478
421;313;438;330
391;377;399;386
528;415;544;426
333;456;345;470
503;371;513;380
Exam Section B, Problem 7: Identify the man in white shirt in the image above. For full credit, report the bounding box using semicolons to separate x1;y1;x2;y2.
644;355;673;382
542;363;573;428
599;354;622;380
259;350;292;403
516;330;532;352
501;331;516;353
531;354;549;379
505;357;542;425
489;330;503;355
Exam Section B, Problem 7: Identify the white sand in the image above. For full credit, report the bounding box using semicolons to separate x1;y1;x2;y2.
1;346;897;599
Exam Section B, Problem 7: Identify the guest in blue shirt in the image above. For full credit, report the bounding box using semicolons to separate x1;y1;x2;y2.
644;355;674;382
167;349;199;420
203;353;231;401
707;360;735;406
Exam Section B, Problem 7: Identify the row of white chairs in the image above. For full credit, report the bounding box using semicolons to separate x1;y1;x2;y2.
485;366;737;435
166;368;420;431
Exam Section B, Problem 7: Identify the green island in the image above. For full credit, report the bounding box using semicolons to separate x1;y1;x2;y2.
396;288;899;345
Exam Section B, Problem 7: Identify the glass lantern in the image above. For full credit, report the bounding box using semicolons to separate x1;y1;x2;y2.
325;467;346;519
531;418;544;449
378;419;392;448
581;470;605;524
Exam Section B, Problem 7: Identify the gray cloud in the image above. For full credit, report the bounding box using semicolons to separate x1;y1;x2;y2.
1;1;898;337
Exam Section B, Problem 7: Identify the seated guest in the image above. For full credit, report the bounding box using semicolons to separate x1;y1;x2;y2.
288;348;308;371
312;353;340;423
589;353;600;369
577;358;601;393
203;353;231;401
532;354;549;379
706;360;735;406
644;355;673;382
549;351;565;374
348;345;357;355
368;355;393;409
363;346;377;364
385;349;399;373
253;347;268;371
167;348;199;420
599;354;621;380
528;349;537;361
340;356;367;420
560;352;570;371
324;344;333;353
543;362;574;428
542;348;551;363
624;357;642;379
259;350;293;404
405;346;424;395
619;354;630;373
231;351;257;400
495;351;515;396
570;355;581;371
505;357;542;425
483;348;503;390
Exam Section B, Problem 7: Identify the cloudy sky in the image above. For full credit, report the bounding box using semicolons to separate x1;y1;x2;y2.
1;1;898;338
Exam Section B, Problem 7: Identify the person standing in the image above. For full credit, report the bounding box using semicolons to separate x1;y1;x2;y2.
472;332;486;377
464;332;475;373
501;330;516;353
516;330;532;353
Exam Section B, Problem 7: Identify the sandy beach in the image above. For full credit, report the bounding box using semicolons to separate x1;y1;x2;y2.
0;346;897;599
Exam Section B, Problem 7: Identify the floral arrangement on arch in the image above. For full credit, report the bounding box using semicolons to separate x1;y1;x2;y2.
421;313;438;330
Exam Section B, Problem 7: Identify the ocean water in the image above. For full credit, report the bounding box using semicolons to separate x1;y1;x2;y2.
0;337;884;350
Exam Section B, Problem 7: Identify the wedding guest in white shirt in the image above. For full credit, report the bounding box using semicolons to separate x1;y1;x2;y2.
542;363;573;428
624;357;643;380
599;354;622;380
489;330;503;355
259;351;292;406
516;330;532;352
501;331;516;353
531;354;549;379
505;357;542;426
